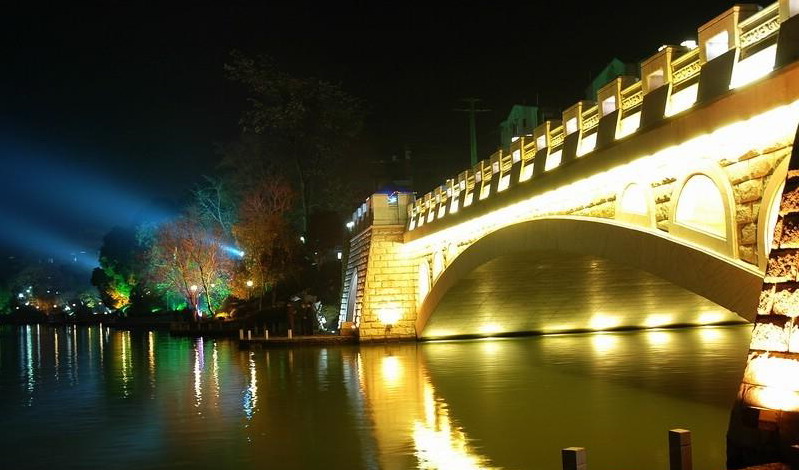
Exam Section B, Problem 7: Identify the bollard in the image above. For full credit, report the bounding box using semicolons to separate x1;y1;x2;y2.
247;330;252;340
668;429;692;470
288;329;293;339
239;329;244;340
562;447;586;470
265;329;269;340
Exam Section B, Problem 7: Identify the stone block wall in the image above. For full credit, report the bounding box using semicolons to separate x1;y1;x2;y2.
356;225;418;341
723;143;792;266
728;150;799;466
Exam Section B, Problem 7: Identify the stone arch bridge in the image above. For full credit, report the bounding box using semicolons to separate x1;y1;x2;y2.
340;1;799;341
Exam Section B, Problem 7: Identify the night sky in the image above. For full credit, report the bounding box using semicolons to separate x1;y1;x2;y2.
1;0;756;262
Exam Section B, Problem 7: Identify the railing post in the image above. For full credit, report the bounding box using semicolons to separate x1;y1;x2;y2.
562;447;586;470
669;429;692;470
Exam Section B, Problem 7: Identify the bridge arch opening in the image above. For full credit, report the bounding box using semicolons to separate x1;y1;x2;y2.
675;175;727;237
669;164;737;256
616;183;655;227
416;217;761;340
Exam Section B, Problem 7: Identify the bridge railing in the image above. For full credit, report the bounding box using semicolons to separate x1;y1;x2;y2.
398;0;798;236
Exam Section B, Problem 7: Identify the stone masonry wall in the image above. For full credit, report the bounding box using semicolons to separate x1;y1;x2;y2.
357;225;418;341
722;144;792;266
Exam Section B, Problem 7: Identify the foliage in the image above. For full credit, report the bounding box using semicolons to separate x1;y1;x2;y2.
232;174;296;304
0;284;10;314
91;226;141;311
225;51;366;232
147;214;234;317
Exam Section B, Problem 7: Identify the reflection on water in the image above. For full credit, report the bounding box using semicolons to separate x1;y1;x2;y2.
0;325;750;469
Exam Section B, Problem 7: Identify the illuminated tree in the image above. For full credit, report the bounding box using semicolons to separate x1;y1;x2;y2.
225;51;365;233
148;215;233;318
192;175;237;236
91;226;140;311
232;175;295;306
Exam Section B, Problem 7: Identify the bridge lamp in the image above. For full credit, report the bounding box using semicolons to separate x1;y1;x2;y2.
378;307;401;328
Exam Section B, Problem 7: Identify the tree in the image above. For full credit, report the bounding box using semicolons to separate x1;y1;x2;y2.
0;284;10;315
91;226;140;311
232;174;295;306
147;215;233;318
225;51;365;233
192;175;237;236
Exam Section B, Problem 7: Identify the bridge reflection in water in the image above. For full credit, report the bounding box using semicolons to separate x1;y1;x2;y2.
0;325;751;469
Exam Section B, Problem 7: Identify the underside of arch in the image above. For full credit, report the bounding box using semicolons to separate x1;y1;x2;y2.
416;217;762;339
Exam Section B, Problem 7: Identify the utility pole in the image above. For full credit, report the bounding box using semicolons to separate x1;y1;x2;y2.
454;98;491;167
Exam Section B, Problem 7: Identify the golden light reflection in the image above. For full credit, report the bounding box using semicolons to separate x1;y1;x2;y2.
381;355;402;388
53;329;59;381
699;326;723;342
412;381;497;469
120;330;131;398
194;337;204;409
591;333;619;353
356;347;497;469
212;342;220;400
480;339;502;356
148;331;156;388
646;330;672;346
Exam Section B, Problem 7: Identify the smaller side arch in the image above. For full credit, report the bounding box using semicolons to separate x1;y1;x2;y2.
615;182;656;228
668;161;738;257
757;156;790;271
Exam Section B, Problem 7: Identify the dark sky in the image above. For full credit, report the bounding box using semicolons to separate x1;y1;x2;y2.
1;0;756;259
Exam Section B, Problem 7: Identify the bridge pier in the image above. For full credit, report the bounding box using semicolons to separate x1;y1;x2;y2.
727;126;799;468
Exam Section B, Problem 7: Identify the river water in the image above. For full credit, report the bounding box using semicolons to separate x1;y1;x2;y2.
0;324;751;470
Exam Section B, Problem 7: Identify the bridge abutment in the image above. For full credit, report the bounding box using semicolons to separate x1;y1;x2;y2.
339;193;418;341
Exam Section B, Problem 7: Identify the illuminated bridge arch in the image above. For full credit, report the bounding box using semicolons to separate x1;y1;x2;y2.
416;217;762;340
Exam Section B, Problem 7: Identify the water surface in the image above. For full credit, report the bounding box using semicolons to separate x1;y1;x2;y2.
0;325;751;469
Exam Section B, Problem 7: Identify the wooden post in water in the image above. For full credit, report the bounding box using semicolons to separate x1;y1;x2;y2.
247;330;252;340
239;329;244;340
562;447;586;470
669;429;692;470
288;329;293;339
264;329;269;340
